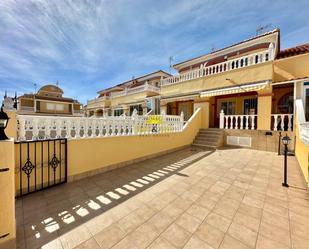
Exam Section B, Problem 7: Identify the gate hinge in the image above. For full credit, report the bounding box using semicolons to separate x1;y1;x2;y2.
0;233;9;239
0;168;9;173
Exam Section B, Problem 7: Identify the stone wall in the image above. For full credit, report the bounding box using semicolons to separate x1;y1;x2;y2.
223;129;295;153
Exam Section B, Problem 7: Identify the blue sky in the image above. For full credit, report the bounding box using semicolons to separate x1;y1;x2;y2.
0;0;309;104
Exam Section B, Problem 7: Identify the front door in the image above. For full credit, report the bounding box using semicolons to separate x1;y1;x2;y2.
178;101;193;121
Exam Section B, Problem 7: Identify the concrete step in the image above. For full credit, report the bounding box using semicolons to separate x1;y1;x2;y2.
194;138;218;144
192;143;217;149
193;141;218;147
198;130;223;134
196;133;221;139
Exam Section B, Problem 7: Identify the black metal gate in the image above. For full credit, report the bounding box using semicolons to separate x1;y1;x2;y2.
15;138;67;197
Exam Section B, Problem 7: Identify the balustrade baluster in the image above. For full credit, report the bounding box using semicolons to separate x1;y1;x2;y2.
240;116;243;130
251;116;255;130
280;115;285;131
230;116;234;129
273;115;278;131
245;116;249;130
235;116;238;129
288;114;292;131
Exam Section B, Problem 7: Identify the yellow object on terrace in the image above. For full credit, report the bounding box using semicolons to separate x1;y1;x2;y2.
146;115;163;124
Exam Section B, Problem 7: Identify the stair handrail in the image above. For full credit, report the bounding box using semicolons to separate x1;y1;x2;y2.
183;108;201;131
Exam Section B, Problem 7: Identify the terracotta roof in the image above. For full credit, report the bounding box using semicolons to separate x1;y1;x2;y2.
97;70;171;94
173;28;280;68
276;43;309;59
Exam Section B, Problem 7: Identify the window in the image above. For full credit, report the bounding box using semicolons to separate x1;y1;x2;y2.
46;103;64;111
220;101;236;115
129;104;143;115
277;92;293;114
113;109;123;116
243;98;257;115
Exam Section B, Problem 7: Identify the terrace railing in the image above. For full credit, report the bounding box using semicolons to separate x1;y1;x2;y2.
271;114;293;131
219;110;257;130
161;49;273;86
16;111;184;141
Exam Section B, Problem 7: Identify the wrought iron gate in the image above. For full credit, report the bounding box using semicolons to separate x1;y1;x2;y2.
15;138;67;197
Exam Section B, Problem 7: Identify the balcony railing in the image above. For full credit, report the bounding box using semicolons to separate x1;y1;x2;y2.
87;96;110;109
18;106;35;112
161;49;274;86
110;83;160;98
16;111;184;141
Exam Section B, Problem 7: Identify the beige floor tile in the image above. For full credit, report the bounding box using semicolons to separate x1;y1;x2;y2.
59;225;92;249
205;212;231;232
256;234;290;249
127;223;159;248
116;211;144;234
161;223;191;248
219;235;251;249
73;238;100;249
227;222;257;248
147;237;177;249
233;211;260;232
186;204;211;221
263;202;289;218
175;212;202;233
259;221;291;247
238;203;262;220
195;223;225;249
94;223;126;249
183;235;215;249
146;210;173;233
291;234;309;249
262;210;289;230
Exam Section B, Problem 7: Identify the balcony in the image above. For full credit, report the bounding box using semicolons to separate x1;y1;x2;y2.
87;96;110;109
161;49;274;86
110;83;160;98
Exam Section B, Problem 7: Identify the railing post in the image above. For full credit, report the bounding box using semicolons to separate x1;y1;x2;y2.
219;110;225;129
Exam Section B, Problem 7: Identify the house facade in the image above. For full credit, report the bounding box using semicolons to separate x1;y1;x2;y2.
16;84;83;116
86;70;171;117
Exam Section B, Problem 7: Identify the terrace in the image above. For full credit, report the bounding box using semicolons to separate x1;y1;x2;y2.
15;147;309;249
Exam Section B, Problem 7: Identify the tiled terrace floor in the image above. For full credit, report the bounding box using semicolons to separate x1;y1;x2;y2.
16;147;309;249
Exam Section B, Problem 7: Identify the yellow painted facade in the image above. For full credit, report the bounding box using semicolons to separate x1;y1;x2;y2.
0;139;16;249
67;108;201;178
161;62;273;97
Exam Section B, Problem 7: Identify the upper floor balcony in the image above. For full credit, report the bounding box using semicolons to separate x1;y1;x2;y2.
87;95;110;109
161;49;274;87
110;82;160;98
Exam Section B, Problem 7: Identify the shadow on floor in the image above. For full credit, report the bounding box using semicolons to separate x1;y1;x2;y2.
16;147;214;248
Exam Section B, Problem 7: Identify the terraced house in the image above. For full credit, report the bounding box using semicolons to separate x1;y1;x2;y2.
86;28;309;184
1;28;309;249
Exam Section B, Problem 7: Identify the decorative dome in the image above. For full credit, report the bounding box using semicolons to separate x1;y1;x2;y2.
37;84;64;98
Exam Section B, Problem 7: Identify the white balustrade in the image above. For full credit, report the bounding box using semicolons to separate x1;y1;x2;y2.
271;114;293;131
110;83;160;98
16;112;184;141
219;110;257;130
161;49;273;86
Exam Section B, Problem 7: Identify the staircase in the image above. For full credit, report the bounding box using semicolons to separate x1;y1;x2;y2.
192;128;224;149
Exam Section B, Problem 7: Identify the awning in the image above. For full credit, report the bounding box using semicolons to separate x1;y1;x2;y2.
161;93;199;103
200;81;269;97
